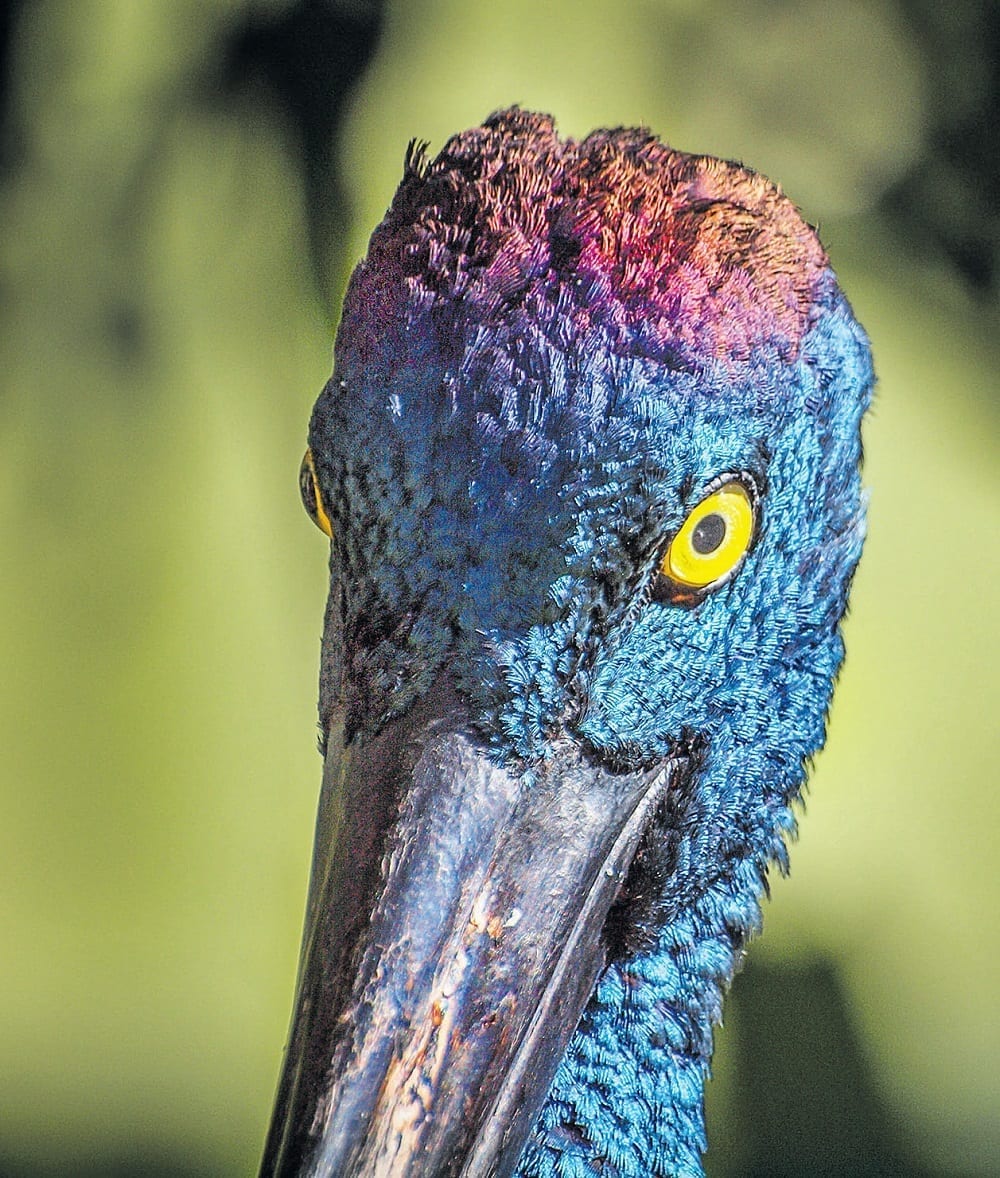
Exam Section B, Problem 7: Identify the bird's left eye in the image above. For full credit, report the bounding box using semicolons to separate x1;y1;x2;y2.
299;448;333;539
656;478;756;600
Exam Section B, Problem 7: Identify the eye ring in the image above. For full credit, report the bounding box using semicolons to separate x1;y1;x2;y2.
652;473;759;606
299;448;334;539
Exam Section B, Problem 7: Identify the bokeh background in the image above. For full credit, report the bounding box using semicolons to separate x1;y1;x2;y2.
1;1;997;1175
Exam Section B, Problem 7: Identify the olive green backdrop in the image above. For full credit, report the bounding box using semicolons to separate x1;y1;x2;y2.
1;2;997;1175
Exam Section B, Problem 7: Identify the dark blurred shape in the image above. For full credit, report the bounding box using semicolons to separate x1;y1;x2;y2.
220;0;386;304
0;0;27;166
718;958;940;1178
884;0;1000;296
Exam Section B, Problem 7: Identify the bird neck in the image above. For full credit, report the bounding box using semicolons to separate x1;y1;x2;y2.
518;749;793;1177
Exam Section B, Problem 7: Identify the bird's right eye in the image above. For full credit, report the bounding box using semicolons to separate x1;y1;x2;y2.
299;448;333;538
653;476;757;605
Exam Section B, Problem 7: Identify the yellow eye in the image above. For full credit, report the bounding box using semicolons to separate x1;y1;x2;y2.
299;448;333;539
659;480;756;594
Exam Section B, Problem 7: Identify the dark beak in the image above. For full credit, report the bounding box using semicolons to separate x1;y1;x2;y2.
260;677;681;1177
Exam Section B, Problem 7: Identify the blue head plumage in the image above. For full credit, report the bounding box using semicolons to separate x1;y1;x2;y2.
265;109;873;1178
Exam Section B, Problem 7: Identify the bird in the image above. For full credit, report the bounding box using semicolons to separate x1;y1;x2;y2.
260;107;873;1178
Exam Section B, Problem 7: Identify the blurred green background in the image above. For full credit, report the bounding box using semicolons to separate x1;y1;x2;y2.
1;1;997;1175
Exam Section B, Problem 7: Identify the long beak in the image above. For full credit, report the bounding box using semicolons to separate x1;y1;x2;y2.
260;677;682;1177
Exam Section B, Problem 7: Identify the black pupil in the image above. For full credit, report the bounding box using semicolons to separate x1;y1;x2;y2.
692;512;726;554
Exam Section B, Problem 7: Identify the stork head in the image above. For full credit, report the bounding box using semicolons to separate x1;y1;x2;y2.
263;109;872;1176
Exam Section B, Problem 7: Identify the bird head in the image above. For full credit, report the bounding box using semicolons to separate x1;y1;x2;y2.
263;109;872;1177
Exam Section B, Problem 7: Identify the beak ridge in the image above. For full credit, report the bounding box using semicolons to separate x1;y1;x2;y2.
261;681;679;1177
